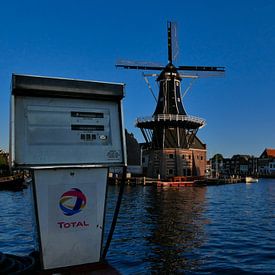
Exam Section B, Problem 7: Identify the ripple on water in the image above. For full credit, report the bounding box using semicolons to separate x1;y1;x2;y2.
0;188;35;255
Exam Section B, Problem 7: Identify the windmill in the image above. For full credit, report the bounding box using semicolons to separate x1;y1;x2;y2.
116;22;225;179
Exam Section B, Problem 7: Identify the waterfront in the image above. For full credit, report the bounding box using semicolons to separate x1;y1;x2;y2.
0;179;275;274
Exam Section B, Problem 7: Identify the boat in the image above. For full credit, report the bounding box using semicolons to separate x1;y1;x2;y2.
157;180;195;187
157;176;207;187
245;176;258;183
0;174;27;191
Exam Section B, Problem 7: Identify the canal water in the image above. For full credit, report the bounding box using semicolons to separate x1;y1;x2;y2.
0;179;274;274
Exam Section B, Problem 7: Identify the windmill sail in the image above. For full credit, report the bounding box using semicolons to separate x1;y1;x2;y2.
116;60;164;70
171;22;179;62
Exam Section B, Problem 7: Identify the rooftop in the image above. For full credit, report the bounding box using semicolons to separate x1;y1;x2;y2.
265;148;275;158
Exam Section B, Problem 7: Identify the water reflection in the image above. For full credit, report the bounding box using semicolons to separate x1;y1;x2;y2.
145;187;207;273
106;185;208;273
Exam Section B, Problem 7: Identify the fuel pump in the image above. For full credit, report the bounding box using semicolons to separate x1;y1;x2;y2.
10;74;126;271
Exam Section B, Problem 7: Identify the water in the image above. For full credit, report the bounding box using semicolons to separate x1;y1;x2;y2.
0;187;35;255
0;179;275;274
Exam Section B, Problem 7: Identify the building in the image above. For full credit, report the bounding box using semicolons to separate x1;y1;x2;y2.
210;153;258;177
210;154;224;178
141;136;206;179
205;160;211;177
125;130;142;175
230;155;257;176
258;148;275;176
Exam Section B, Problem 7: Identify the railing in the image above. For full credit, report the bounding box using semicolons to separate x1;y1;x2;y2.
136;114;206;125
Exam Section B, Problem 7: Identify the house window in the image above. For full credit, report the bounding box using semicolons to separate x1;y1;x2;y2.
168;169;173;174
201;156;203;160
169;154;174;159
189;155;191;160
182;155;185;159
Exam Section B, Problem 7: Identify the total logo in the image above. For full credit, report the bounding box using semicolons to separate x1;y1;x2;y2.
58;188;89;229
59;188;87;216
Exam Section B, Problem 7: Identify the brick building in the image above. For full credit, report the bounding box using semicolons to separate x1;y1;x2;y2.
143;136;206;179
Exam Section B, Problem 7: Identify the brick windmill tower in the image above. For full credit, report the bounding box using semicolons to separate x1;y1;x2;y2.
117;22;225;179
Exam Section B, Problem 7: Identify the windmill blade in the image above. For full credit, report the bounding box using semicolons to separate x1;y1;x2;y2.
177;65;225;72
143;73;159;77
116;64;164;71
171;22;179;62
167;22;172;63
116;60;164;71
167;21;179;63
179;72;224;78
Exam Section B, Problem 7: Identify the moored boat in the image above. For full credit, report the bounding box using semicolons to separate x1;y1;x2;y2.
157;176;206;187
245;176;258;183
157;180;195;187
0;174;27;191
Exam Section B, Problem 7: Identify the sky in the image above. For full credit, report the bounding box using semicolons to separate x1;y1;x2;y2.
0;0;274;158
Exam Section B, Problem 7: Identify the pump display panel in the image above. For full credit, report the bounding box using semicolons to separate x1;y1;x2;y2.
11;75;126;167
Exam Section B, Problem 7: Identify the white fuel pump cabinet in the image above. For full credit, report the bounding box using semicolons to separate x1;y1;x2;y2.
10;74;126;270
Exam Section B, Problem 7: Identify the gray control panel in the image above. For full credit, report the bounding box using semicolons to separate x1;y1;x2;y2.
10;74;126;166
26;105;110;145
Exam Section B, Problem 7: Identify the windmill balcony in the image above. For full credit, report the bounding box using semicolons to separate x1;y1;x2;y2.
135;114;206;129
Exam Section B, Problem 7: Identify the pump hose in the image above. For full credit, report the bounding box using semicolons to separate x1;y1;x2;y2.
102;166;127;259
0;251;36;274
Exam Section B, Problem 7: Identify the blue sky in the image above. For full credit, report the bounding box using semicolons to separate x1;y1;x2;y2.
0;0;274;158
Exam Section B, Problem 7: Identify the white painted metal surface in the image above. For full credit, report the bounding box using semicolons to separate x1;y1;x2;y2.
33;168;107;269
13;97;123;165
11;74;126;167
